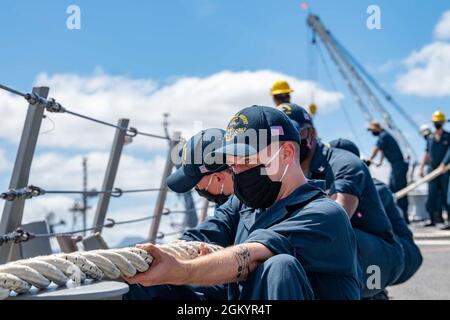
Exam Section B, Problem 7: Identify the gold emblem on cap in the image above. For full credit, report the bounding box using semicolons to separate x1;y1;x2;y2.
225;114;249;141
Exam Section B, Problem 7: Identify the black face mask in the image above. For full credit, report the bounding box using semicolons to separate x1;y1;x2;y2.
195;187;230;206
233;147;290;210
371;131;380;137
232;165;281;209
434;123;443;130
299;139;311;163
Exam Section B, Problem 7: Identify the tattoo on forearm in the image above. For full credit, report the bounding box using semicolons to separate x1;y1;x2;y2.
233;245;251;282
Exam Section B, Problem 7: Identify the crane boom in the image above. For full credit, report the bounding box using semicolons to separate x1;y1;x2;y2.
335;41;421;133
307;14;418;163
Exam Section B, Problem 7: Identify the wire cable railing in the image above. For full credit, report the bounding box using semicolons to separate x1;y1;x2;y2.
0;185;168;201
0;207;182;246
0;83;170;141
0;82;199;253
314;40;363;149
156;230;184;240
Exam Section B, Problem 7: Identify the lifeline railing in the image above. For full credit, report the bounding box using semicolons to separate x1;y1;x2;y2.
0;83;185;263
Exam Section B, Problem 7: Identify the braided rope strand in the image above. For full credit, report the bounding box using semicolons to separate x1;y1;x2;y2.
0;241;223;298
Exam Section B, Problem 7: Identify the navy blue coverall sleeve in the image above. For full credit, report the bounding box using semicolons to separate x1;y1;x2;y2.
443;147;450;165
244;199;356;275
179;196;241;248
376;137;385;150
328;152;366;199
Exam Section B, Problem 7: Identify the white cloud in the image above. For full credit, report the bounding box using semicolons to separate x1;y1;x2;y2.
434;10;450;40
371;10;450;96
29;151;166;192
22;195;75;227
146;70;343;141
396;41;450;97
0;93;30;146
21;151;179;247
0;148;9;172
396;10;450;97
0;70;342;151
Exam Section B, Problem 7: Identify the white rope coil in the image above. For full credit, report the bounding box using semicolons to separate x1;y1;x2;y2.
14;260;68;286
0;273;31;293
35;256;87;282
0;241;223;299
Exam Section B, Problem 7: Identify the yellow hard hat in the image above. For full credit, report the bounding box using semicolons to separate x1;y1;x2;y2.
432;110;446;122
271;80;293;96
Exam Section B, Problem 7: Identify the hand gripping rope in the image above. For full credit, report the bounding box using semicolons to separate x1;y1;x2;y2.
0;241;223;299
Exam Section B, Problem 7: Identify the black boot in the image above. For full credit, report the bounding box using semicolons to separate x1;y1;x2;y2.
423;221;436;227
435;209;445;224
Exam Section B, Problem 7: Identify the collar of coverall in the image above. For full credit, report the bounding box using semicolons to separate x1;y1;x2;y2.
307;141;329;179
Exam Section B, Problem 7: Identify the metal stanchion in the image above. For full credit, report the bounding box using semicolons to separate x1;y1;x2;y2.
91;119;130;234
0;87;49;263
148;131;181;243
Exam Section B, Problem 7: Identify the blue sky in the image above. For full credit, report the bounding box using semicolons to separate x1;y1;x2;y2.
0;0;447;84
1;0;449;246
1;0;449;141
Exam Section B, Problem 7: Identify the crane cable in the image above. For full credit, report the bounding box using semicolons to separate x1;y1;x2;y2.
333;38;421;133
306;15;417;163
314;39;363;149
325;32;418;162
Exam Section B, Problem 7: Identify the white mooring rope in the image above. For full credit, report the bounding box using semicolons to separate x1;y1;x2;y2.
0;241;223;299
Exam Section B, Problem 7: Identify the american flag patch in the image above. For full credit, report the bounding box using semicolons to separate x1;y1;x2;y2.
270;126;284;136
199;165;209;174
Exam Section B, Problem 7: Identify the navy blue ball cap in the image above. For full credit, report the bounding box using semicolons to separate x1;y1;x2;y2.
276;103;314;131
212;105;301;159
166;128;229;193
329;138;361;158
